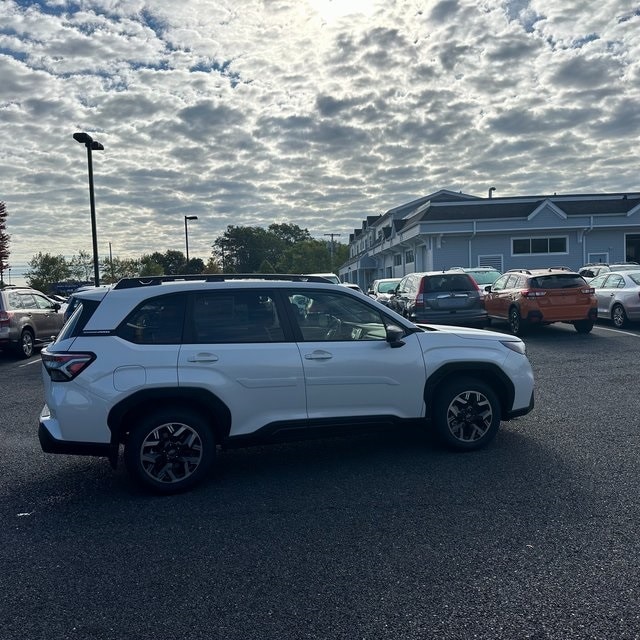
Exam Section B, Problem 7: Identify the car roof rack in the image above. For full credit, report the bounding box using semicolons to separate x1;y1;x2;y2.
113;274;335;290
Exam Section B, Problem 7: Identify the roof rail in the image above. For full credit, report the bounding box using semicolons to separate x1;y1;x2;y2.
113;273;335;290
506;268;532;274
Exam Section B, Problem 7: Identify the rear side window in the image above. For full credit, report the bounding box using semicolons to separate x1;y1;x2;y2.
186;290;284;344
56;299;101;341
117;294;186;345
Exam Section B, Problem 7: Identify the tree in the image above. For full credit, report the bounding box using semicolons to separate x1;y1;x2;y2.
268;222;312;245
68;249;93;283
139;254;164;276
148;250;186;275
184;257;205;274
0;201;10;286
25;253;71;293
275;239;334;273
100;257;141;283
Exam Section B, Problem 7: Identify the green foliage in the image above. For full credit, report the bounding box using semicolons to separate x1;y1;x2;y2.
68;249;94;282
184;257;205;274
258;259;276;273
139;255;164;277
212;223;345;274
26;253;71;292
148;250;186;275
0;201;10;285
275;239;332;273
100;257;141;284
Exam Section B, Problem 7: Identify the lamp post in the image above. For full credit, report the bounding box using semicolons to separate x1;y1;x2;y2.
184;215;198;265
73;132;104;286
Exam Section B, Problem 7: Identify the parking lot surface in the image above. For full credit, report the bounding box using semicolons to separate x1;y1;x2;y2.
2;322;640;640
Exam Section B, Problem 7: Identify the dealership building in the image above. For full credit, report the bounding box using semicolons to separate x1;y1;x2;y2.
339;189;640;289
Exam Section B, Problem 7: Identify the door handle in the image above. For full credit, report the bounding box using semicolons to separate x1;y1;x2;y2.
304;351;333;360
187;353;219;362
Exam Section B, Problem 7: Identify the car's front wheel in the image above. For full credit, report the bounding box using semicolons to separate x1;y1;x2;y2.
124;407;216;493
612;304;627;329
432;377;501;450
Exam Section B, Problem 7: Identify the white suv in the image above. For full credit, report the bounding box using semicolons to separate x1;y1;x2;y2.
39;274;535;493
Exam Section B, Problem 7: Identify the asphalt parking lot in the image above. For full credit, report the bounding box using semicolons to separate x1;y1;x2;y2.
2;321;640;640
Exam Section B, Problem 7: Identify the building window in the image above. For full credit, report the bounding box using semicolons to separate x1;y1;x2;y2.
393;254;402;266
512;237;567;255
405;249;414;263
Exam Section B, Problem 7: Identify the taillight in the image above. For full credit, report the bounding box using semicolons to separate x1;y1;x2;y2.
41;349;95;381
581;287;595;294
522;290;547;299
415;293;424;309
0;310;11;328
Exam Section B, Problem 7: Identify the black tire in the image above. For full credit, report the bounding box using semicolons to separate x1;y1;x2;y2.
574;320;594;334
508;306;526;336
612;304;627;329
432;377;501;450
14;329;34;359
124;407;216;494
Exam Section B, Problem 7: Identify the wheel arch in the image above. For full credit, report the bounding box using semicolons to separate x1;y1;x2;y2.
424;363;515;421
108;387;232;445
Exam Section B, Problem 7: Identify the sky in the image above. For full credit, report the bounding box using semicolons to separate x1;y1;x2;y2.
1;0;639;273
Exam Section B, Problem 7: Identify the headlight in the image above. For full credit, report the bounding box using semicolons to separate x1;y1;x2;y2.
500;339;526;355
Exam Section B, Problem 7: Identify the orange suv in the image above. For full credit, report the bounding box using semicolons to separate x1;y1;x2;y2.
483;268;597;335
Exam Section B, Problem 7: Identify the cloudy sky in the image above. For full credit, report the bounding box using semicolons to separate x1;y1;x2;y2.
1;0;639;271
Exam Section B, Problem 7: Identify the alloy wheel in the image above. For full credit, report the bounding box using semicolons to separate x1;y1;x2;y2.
139;422;204;485
445;389;494;442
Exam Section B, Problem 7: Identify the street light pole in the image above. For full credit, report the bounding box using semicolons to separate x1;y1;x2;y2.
73;132;104;286
184;215;198;265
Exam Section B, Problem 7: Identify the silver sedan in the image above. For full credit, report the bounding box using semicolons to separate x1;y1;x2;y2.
590;270;640;328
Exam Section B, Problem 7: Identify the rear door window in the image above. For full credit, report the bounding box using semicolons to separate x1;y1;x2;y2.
185;290;285;344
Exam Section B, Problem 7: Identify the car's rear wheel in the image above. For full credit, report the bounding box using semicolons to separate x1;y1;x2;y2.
14;329;34;359
432;377;501;450
124;407;215;494
574;320;594;334
508;307;526;336
612;304;627;329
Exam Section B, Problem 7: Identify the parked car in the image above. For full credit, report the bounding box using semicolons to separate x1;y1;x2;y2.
367;278;401;306
305;272;341;285
39;274;534;493
0;285;65;358
392;271;487;327
578;262;640;279
341;282;363;293
589;270;640;328
483;268;597;335
448;267;502;292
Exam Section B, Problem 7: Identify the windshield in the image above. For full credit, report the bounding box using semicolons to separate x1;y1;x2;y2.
468;271;501;285
378;281;399;293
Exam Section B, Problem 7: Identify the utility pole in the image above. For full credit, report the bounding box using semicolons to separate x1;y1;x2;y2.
324;233;341;271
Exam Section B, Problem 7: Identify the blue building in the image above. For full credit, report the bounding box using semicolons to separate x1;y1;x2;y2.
339;189;640;289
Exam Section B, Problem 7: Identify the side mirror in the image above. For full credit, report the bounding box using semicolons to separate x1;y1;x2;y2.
386;324;406;348
53;302;61;311
484;285;492;293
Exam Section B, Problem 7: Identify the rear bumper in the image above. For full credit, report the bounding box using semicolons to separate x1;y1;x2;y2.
525;307;597;323
411;310;488;325
38;422;114;458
